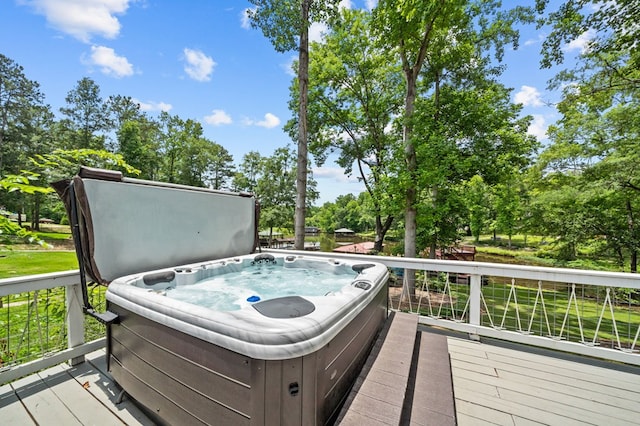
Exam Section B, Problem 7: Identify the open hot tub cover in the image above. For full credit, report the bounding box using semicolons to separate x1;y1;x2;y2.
53;167;259;285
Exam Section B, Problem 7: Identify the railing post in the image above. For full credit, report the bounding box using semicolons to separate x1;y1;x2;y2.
66;282;85;366
469;273;482;340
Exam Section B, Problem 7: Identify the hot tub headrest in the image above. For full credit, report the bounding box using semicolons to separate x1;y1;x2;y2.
352;263;376;274
252;296;316;319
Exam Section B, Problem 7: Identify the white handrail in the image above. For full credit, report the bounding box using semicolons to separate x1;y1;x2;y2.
0;270;96;385
2;251;639;385
265;249;640;288
267;249;640;365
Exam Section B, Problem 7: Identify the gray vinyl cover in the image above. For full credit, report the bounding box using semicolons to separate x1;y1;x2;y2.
54;168;258;284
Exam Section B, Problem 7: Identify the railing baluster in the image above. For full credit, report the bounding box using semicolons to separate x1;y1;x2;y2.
469;273;481;327
3;254;640;383
66;283;85;366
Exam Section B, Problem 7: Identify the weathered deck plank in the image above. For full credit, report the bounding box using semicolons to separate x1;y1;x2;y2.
0;383;35;425
407;332;456;426
37;363;122;426
2;330;640;426
11;370;83;425
1;350;153;426
336;312;418;425
67;350;155;426
448;336;640;426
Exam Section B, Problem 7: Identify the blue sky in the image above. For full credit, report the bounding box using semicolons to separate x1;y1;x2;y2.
1;0;586;204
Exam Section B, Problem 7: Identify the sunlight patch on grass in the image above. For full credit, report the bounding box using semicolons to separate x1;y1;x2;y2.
0;251;78;278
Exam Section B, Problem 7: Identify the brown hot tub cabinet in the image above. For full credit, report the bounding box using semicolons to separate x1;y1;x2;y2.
55;167;388;425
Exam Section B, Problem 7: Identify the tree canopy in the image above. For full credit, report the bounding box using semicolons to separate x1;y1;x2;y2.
2;1;640;274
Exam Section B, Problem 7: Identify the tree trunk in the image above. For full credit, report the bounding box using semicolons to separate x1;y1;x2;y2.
402;69;418;301
374;214;393;252
397;9;441;301
429;241;437;259
32;194;41;231
294;0;310;251
627;199;637;273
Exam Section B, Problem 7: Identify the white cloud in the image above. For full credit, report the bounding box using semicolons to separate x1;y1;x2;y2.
87;45;133;77
244;113;281;129
309;22;328;44
365;0;378;10
23;0;130;42
240;7;255;30
256;113;281;128
204;109;232;126
514;85;544;107
182;48;216;82
563;29;595;54
281;56;297;77
132;98;172;112
339;0;354;10
528;114;548;140
313;166;359;183
306;2;351;44
524;33;545;47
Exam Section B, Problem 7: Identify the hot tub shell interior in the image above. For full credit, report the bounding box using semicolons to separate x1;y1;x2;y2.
55;167;389;425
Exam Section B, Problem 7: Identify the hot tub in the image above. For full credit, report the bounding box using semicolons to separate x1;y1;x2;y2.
54;167;388;425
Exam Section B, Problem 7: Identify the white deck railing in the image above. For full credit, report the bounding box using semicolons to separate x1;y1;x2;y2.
0;270;105;384
2;251;639;385
271;250;640;366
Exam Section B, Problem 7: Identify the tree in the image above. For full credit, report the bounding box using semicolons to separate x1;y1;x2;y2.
372;0;455;264
308;201;338;233
233;151;263;193
1;171;54;246
207;143;235;190
0;55;56;230
0;54;46;174
334;194;361;232
534;0;640;271
255;146;298;237
493;179;523;248
373;0;533;299
59;77;111;150
233;146;318;240
465;175;492;243
300;8;403;252
117;119;161;180
537;0;640;72
107;95;144;129
248;0;341;250
157;112;204;184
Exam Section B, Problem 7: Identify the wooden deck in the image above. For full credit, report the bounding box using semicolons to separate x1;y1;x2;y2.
2;325;639;425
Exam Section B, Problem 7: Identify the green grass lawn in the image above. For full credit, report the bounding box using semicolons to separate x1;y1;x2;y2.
0;249;102;364
0;250;78;278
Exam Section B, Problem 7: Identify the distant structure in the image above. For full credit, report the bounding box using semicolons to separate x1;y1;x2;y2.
332;242;378;255
305;226;320;234
334;228;355;238
428;245;476;262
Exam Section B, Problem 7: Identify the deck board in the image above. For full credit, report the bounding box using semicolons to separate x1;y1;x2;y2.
0;383;35;425
455;399;515;426
451;347;640;408
67;350;155;426
37;363;122;426
11;370;83;425
448;336;640;426
2;330;640;426
451;355;639;406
